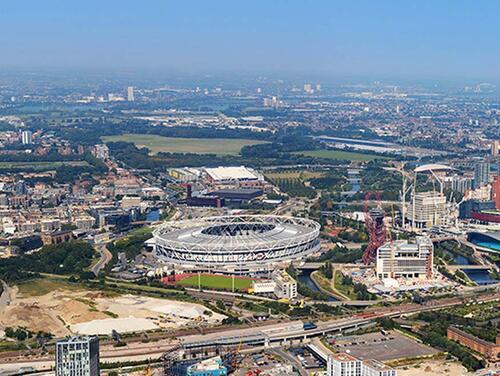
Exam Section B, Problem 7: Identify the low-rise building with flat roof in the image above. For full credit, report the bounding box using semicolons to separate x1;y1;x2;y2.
272;269;298;300
447;326;500;360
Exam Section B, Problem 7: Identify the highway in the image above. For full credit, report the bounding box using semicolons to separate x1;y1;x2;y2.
91;244;113;276
0;281;13;315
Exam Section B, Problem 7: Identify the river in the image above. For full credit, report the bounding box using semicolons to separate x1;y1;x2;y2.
337;169;361;210
297;270;337;301
448;252;497;285
146;209;160;222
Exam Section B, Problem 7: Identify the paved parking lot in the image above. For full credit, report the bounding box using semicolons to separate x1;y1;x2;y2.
328;331;438;361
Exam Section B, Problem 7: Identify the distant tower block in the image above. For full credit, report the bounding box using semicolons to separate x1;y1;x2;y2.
127;86;134;102
363;204;387;264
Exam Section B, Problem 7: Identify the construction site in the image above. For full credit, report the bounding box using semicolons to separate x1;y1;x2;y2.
0;280;226;338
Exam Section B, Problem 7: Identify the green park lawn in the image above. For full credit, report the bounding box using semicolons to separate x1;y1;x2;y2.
294;149;389;162
102;134;269;155
0;161;89;171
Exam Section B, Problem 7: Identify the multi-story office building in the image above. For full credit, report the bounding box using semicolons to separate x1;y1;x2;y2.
459;199;495;219
127;86;134;102
444;175;473;194
491;140;499;157
272;269;298;300
376;236;433;279
327;353;397;376
493;176;500;210
14;180;27;195
474;162;490;188
407;191;446;228
55;336;99;376
21;130;32;145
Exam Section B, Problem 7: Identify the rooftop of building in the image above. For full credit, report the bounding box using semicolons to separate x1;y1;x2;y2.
204;166;259;181
272;270;295;283
413;191;446;198
57;336;97;344
414;163;453;173
480;210;500;215
448;326;497;347
362;359;394;371
210;188;263;195
187;356;225;372
330;352;359;362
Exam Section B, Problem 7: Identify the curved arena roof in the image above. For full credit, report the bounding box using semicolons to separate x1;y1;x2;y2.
152;215;321;270
414;163;453;173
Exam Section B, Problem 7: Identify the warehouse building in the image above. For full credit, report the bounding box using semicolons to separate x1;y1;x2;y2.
209;188;263;202
204;166;263;183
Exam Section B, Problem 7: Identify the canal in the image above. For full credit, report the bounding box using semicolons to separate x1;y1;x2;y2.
297;270;338;301
448;252;497;285
146;209;160;222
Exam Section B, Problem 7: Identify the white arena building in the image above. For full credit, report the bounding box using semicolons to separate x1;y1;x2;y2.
152;215;321;274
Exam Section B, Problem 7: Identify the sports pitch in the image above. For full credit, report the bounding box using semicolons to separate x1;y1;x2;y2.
176;274;254;291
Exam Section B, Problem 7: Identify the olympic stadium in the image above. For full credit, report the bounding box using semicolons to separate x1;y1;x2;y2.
152;215;321;273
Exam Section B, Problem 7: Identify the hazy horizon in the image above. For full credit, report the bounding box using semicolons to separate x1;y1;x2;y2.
1;1;499;81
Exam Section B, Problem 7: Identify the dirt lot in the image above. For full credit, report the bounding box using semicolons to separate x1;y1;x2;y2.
0;280;225;337
397;360;472;376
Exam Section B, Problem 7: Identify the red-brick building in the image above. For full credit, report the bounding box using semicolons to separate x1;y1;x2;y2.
447;326;500;360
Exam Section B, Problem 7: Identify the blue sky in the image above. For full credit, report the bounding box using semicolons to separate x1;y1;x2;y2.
0;1;499;80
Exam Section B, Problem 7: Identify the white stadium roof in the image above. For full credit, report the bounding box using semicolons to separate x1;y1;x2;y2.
204;166;259;181
414;163;453;173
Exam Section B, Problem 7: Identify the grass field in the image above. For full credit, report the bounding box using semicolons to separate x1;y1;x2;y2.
0;161;89;170
264;170;326;181
17;278;84;297
176;274;254;291
294;149;389;161
102;134;269;155
333;270;358;300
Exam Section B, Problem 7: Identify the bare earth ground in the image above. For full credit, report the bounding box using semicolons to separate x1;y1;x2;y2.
397;360;473;376
0;287;225;337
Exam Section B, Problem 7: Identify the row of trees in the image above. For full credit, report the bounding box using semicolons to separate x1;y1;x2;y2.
310;246;364;263
104;228;154;275
0;241;95;282
416;311;488;371
340;275;377;300
269;178;316;199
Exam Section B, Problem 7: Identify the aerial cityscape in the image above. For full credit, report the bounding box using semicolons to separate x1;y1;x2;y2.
0;1;499;376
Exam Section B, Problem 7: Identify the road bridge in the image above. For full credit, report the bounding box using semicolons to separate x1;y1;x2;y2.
299;262;370;270
446;264;493;271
